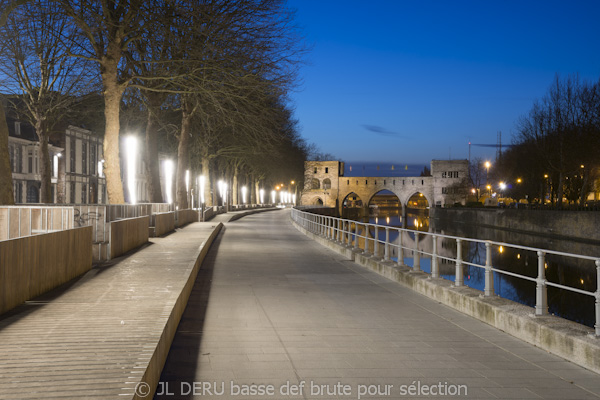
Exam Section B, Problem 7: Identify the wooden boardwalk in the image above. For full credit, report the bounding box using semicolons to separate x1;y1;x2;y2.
0;219;224;399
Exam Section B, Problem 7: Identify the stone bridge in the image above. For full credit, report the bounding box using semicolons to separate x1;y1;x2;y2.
300;159;469;214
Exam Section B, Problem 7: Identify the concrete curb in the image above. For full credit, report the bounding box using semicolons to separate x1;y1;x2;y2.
291;219;600;375
226;207;280;222
135;222;223;400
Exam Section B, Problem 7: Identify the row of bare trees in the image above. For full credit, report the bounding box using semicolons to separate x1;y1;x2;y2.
498;75;600;205
0;0;309;207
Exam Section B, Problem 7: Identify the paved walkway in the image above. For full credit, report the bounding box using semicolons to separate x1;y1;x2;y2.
157;209;600;400
0;219;224;400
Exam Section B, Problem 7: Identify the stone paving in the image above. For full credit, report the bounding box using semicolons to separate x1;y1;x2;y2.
157;209;600;400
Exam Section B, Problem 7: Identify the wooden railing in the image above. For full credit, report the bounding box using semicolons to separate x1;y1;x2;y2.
109;216;150;259
0;226;92;314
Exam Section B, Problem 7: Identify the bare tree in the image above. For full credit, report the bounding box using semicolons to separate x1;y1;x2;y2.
0;0;98;203
0;101;14;204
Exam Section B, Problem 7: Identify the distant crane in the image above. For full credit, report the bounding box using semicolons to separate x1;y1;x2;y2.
468;132;515;164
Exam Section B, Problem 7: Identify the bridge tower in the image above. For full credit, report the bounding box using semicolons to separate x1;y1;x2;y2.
300;161;344;209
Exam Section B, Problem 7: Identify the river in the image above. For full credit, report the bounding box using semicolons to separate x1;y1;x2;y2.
343;206;597;328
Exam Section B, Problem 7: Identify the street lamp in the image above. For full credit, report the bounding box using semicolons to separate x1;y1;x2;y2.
241;186;247;204
164;159;174;204
484;161;491;184
125;136;138;204
259;189;264;204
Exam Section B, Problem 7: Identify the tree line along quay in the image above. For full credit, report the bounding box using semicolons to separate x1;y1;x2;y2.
0;0;314;207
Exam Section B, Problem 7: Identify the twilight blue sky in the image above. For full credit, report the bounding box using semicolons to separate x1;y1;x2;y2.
287;0;600;165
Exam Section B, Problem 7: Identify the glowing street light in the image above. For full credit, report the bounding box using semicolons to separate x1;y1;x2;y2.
185;170;190;195
241;186;247;204
218;180;224;200
164;159;174;204
125;136;138;204
259;189;265;204
198;175;205;204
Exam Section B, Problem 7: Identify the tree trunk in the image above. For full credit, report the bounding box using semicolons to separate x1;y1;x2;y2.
232;165;239;205
102;60;125;204
250;174;257;204
200;154;213;207
556;171;564;207
176;98;192;209
144;97;164;203
579;170;589;205
255;180;260;205
35;119;52;203
0;103;14;205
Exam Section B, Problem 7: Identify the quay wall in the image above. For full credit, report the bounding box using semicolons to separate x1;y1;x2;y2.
431;208;600;244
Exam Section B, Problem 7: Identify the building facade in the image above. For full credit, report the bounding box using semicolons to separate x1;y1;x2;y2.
61;126;106;204
7;118;63;203
7;117;107;204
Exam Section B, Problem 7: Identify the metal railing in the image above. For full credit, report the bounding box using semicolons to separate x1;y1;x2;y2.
0;206;74;241
291;207;600;336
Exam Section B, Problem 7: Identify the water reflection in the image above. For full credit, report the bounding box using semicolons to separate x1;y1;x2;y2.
344;207;597;328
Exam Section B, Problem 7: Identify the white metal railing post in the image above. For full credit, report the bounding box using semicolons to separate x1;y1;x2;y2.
398;229;404;266
485;241;495;297
337;219;341;242
354;222;359;250
374;226;379;257
413;232;420;271
595;259;600;336
431;234;439;278
535;251;548;316
384;227;390;261
455;239;464;287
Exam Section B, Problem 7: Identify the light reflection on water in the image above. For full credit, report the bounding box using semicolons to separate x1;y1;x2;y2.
343;207;596;328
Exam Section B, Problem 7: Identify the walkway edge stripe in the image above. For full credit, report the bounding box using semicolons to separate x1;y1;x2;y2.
291;219;600;375
134;222;224;400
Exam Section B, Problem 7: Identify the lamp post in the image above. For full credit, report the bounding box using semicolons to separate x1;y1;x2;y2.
484;161;491;185
125;136;138;205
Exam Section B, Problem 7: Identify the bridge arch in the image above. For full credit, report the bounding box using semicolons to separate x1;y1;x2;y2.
403;191;432;210
341;192;363;208
313;197;324;205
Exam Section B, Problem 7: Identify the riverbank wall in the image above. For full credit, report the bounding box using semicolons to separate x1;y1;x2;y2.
431;208;600;244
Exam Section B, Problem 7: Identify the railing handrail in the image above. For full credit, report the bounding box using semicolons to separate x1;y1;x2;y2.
290;207;600;336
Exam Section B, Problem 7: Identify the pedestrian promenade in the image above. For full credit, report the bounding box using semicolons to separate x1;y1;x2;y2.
158;209;600;400
0;212;237;399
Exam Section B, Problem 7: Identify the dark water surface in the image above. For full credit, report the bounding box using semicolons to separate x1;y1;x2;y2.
344;207;598;328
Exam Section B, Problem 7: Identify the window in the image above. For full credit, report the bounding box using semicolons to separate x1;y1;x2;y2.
82;142;87;174
81;183;87;203
91;144;96;175
323;178;332;190
14;146;21;173
28;150;33;173
325;167;329;173
313;167;317;174
70;182;75;203
26;184;38;203
13;182;22;203
70;138;76;173
9;145;14;172
14;121;20;136
311;178;320;189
